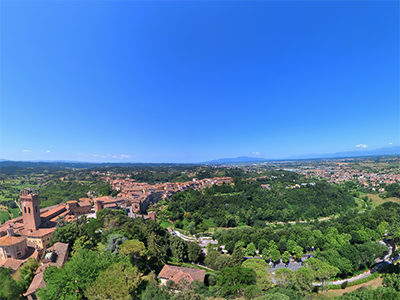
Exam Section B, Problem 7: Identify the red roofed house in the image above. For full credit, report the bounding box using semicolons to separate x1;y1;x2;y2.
158;265;205;286
24;242;69;300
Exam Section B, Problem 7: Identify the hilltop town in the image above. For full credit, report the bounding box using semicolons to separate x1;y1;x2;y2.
0;157;400;300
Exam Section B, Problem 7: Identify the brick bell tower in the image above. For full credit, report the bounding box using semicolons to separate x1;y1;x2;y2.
20;190;41;231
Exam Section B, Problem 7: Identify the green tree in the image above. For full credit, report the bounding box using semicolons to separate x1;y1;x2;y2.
377;220;389;237
85;261;140;300
104;233;128;257
292;267;314;295
287;240;297;253
205;250;220;270
72;235;95;256
271;249;281;264
269;240;278;251
197;221;209;234
147;232;164;263
274;268;293;287
244;285;263;299
231;245;245;267
141;283;171;300
120;239;147;274
18;258;39;291
258;239;268;251
292;245;303;260
187;241;203;262
50;221;81;250
37;250;117;300
187;221;197;235
170;236;188;262
316;264;339;291
216;266;256;296
0;267;24;300
214;255;233;270
256;293;290;300
242;259;273;291
383;273;400;291
262;248;270;261
282;251;290;265
247;242;257;256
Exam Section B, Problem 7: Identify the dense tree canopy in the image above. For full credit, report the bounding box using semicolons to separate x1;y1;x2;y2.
165;173;356;227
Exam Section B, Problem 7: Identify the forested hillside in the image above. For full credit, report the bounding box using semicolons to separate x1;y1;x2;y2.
165;173;356;227
37;180;117;208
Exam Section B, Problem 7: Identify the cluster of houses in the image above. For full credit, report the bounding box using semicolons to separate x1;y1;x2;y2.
0;190;208;299
0;175;234;299
300;164;400;190
104;176;233;209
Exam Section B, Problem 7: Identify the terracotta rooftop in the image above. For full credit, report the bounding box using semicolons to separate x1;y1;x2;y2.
79;198;92;202
0;234;25;246
20;227;56;238
0;258;24;271
158;265;205;284
24;270;46;296
47;242;69;267
40;203;67;219
24;243;69;297
50;209;71;222
94;196;114;202
35;262;54;274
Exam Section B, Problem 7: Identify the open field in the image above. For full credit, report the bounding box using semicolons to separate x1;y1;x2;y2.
10;207;21;218
362;193;400;207
324;276;383;298
0;211;11;223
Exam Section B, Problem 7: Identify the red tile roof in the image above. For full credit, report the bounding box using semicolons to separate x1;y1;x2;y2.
20;227;56;238
158;265;205;284
0;234;25;246
24;269;46;296
0;258;24;271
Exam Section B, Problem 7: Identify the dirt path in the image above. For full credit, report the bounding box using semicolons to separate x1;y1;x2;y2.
325;276;383;298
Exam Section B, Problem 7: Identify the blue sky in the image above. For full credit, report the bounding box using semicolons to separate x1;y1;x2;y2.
1;1;399;163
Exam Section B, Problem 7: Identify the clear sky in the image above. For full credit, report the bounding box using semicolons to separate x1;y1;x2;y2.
1;1;399;163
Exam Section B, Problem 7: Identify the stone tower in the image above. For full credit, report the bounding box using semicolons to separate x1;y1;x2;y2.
20;191;41;231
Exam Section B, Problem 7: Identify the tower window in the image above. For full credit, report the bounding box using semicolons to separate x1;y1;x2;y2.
35;206;38;213
24;207;26;214
28;207;31;214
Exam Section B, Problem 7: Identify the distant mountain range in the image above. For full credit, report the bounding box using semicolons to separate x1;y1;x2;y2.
1;146;399;166
205;156;269;164
205;146;400;164
286;145;400;160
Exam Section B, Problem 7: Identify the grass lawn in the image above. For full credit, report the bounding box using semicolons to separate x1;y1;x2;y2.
159;219;172;228
10;208;21;218
0;211;11;224
361;193;400;207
